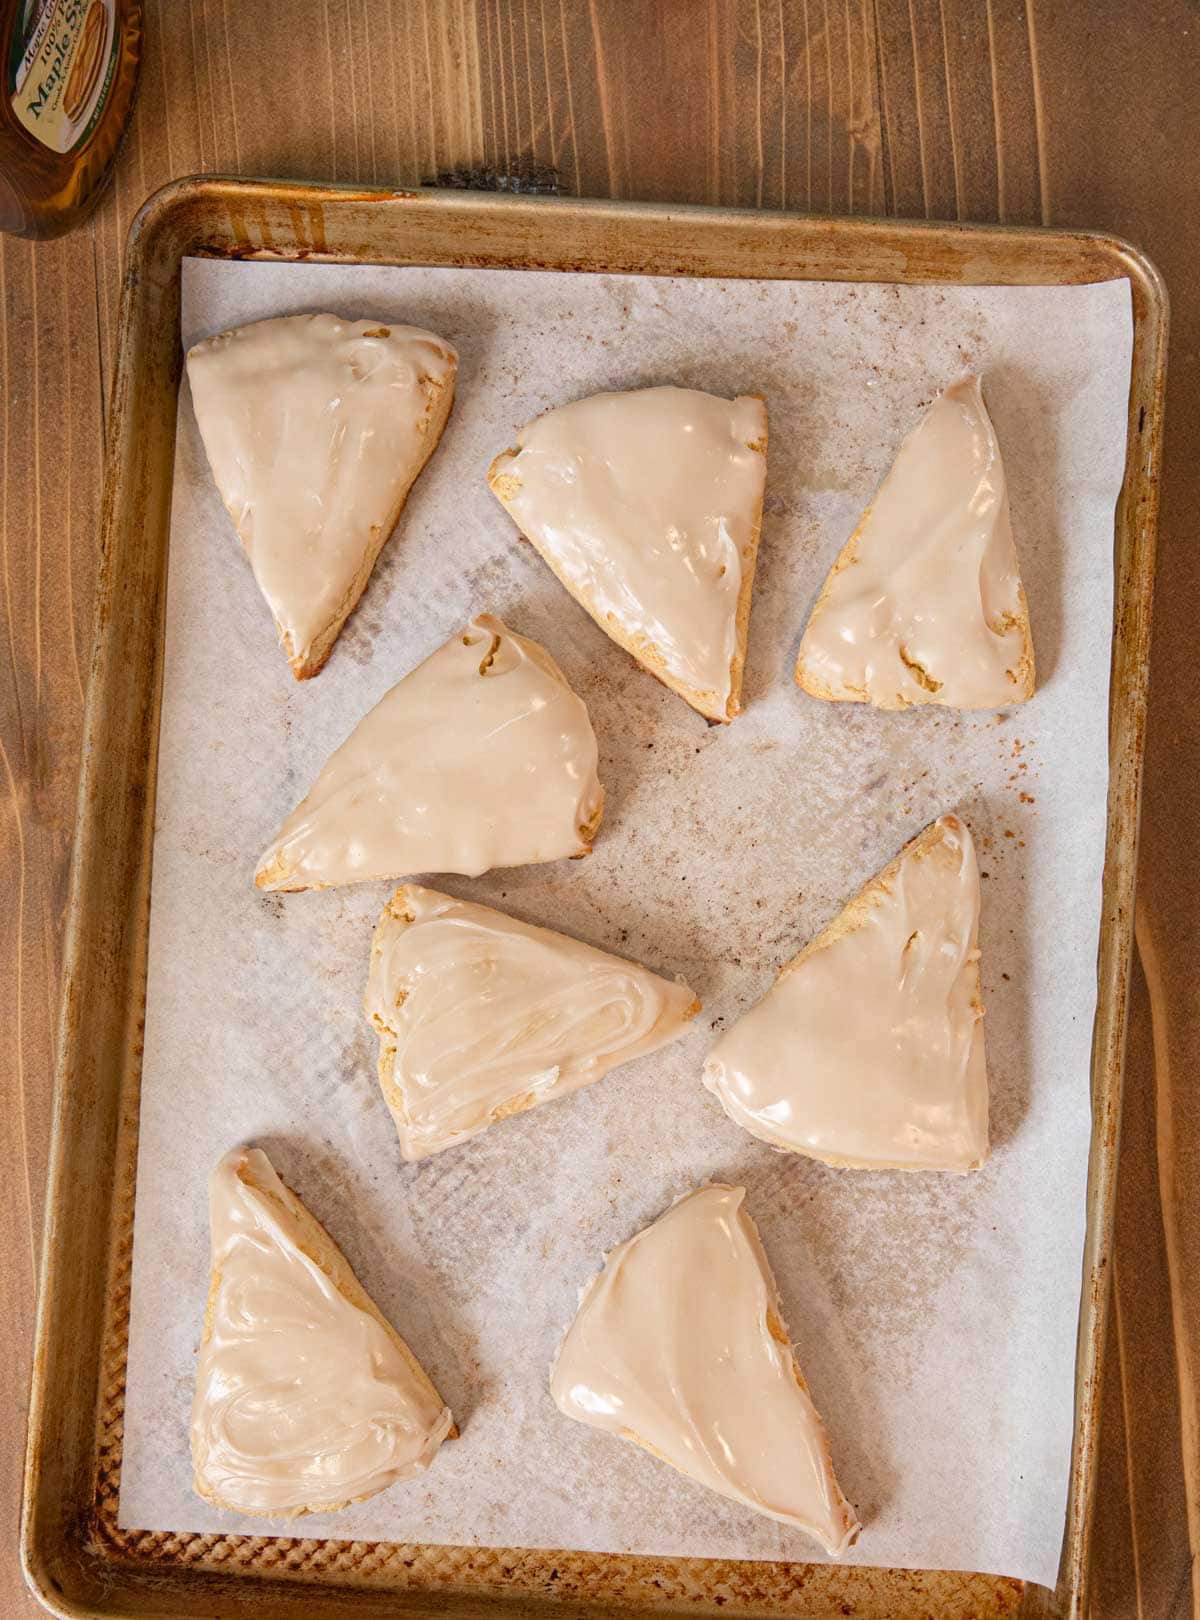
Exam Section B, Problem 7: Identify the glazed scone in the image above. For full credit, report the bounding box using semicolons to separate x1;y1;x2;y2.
255;614;603;891
551;1184;861;1556
488;386;768;722
191;1147;453;1516
366;885;701;1159
187;314;457;679
703;815;988;1172
795;376;1034;709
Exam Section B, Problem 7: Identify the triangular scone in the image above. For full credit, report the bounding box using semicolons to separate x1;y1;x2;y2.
703;815;988;1171
488;386;768;722
255;614;603;891
366;885;701;1159
191;1147;453;1516
187;314;457;679
551;1184;861;1555
795;376;1034;709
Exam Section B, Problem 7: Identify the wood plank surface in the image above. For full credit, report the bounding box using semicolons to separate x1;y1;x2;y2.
2;3;1197;1615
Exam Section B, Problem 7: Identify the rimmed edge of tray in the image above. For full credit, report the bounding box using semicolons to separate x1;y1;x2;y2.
20;178;1169;1620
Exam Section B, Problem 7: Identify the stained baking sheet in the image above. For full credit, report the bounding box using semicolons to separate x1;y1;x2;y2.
118;257;1133;1587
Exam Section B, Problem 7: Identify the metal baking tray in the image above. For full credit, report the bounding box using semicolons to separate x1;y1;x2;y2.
21;178;1167;1620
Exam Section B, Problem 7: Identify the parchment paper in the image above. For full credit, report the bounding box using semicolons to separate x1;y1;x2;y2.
119;257;1134;1587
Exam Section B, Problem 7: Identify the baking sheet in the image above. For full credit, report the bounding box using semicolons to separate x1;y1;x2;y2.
119;258;1134;1587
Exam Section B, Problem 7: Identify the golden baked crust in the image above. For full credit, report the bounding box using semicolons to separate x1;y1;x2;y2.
794;508;1035;707
733;816;986;1173
488;396;768;723
193;1150;454;1517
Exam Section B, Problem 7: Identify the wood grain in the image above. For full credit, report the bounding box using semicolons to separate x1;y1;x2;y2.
1032;7;1200;1612
1;224;106;1620
1;3;1196;1616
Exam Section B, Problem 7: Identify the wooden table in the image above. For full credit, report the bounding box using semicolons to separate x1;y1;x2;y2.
2;3;1196;1615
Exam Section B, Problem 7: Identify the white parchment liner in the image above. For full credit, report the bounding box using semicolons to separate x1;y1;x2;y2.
119;258;1133;1585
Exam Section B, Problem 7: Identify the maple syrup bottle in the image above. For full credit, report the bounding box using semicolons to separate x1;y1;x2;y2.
0;0;141;238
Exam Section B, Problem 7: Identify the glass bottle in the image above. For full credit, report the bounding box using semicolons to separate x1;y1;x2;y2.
0;0;141;238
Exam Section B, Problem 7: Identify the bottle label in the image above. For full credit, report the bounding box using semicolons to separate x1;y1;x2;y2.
8;0;119;154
